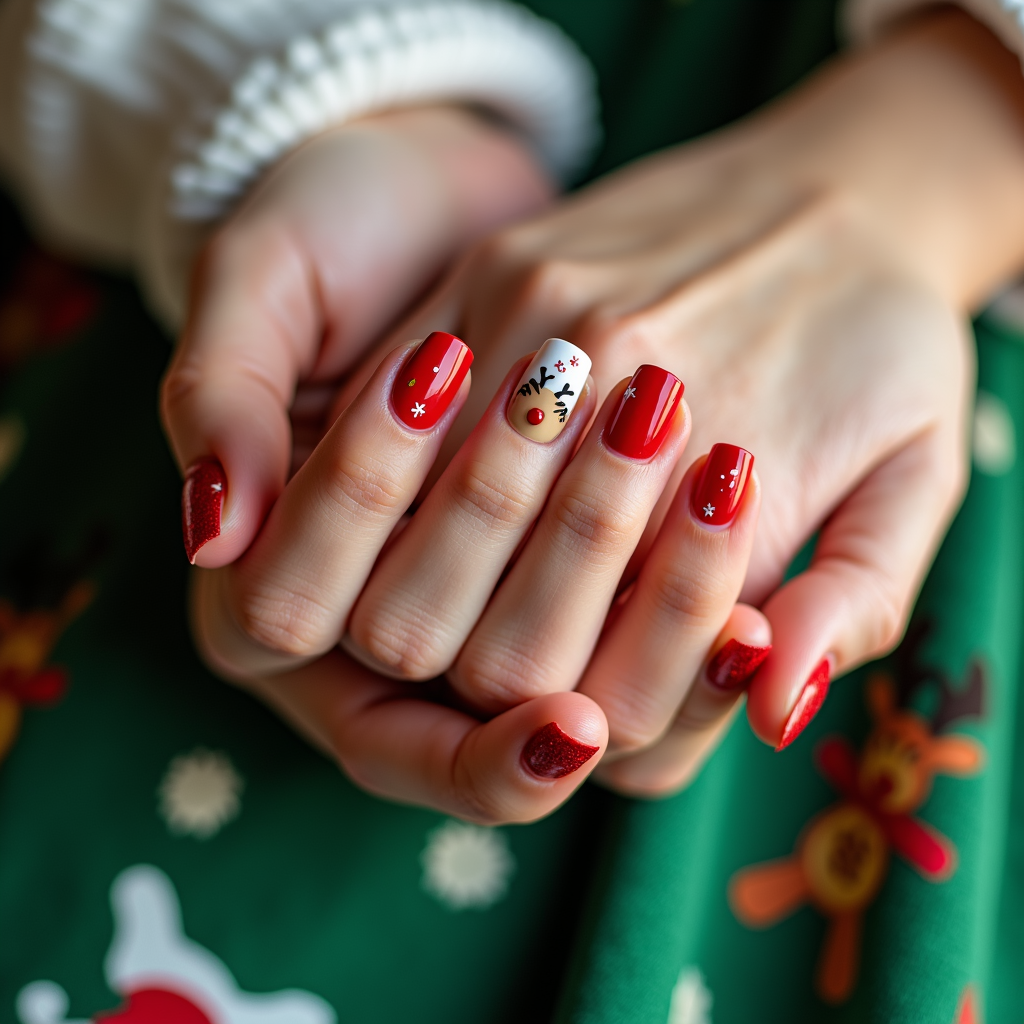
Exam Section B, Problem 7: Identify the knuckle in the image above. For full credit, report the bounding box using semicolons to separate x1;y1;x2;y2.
645;561;728;627
233;581;336;659
551;490;637;561
320;450;408;524
578;307;662;366
452;462;534;531
455;642;548;709
351;606;451;680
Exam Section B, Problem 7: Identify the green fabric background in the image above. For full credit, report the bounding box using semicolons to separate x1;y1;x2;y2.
1;2;1022;1022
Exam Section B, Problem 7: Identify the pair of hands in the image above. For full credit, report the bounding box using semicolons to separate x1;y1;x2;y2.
161;11;1023;822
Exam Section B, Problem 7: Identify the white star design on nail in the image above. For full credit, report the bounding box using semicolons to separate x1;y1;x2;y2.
624;386;637;400
211;483;222;492
412;402;426;418
703;503;715;517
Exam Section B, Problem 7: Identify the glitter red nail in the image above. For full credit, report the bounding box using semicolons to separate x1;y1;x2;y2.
182;458;225;564
391;331;472;430
521;722;600;780
776;658;832;751
691;443;753;528
706;639;772;690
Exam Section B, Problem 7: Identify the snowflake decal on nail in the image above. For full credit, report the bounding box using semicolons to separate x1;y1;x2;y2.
211;482;222;492
412;402;426;418
554;360;566;372
703;503;715;518
570;355;579;367
623;386;637;400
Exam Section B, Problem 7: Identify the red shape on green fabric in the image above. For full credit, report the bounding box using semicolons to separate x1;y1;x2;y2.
881;813;955;880
0;665;67;703
94;988;215;1024
814;737;859;798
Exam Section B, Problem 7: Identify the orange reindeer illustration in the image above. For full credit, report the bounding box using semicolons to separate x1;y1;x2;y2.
729;622;985;1004
0;531;105;762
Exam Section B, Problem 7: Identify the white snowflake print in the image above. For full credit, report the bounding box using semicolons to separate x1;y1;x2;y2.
158;749;243;839
667;965;713;1024
973;389;1016;476
411;402;426;418
623;386;637;400
703;503;715;517
420;819;515;910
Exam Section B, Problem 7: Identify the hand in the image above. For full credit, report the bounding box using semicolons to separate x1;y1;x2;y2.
339;10;1024;791
161;103;553;566
199;336;768;820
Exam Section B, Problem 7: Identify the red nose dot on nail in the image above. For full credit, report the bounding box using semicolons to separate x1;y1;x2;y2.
527;408;544;425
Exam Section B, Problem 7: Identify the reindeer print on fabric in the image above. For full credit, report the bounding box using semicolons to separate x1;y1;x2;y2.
16;865;335;1024
506;338;591;442
729;621;985;1004
0;531;106;762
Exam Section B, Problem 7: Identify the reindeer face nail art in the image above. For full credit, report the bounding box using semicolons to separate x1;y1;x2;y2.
507;339;591;443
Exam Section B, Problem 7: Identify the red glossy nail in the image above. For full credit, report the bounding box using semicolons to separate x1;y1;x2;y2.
182;458;225;564
521;722;600;780
391;331;473;430
691;443;753;527
604;364;683;460
706;639;772;690
776;658;832;751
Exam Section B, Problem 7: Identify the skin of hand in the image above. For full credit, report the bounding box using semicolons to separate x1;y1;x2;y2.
166;8;1024;817
161;103;555;566
324;9;1024;794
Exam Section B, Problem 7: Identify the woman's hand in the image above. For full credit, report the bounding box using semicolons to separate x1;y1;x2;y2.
338;9;1024;782
161;103;554;566
199;338;768;821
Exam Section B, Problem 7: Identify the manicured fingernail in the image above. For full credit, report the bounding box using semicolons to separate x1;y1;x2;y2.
604;364;684;460
776;657;832;751
507;338;591;442
391;331;473;430
521;722;600;779
691;443;754;527
182;458;226;563
706;639;772;690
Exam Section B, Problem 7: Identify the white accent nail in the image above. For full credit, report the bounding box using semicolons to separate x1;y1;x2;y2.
506;338;592;443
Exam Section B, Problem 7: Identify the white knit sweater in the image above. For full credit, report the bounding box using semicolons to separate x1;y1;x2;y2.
0;0;1018;325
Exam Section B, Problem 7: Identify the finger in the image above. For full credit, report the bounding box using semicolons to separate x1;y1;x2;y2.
594;604;771;797
163;223;322;566
578;444;761;755
246;650;607;824
219;332;472;672
746;426;966;750
452;364;687;711
346;339;595;679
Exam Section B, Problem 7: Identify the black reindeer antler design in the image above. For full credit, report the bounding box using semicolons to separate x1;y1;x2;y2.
891;616;986;732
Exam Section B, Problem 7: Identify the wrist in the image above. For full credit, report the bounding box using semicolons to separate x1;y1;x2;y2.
747;8;1024;309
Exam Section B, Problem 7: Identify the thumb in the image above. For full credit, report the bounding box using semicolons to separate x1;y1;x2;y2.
161;225;319;566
